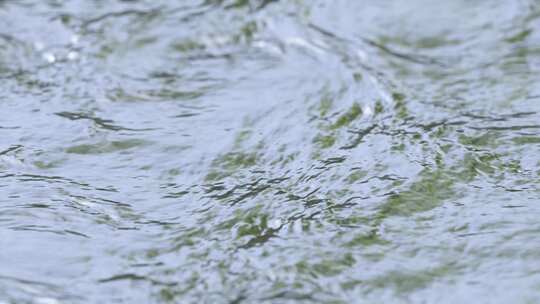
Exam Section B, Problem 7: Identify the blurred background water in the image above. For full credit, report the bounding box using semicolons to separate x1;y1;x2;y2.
1;0;540;303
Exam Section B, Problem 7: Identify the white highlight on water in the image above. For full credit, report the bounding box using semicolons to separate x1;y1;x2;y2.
67;51;79;61
70;35;79;45
34;41;44;51
363;104;373;117
269;218;282;229
34;298;61;304
43;52;56;63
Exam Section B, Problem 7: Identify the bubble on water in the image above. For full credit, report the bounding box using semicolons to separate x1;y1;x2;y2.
34;41;45;51
67;51;79;61
43;52;56;63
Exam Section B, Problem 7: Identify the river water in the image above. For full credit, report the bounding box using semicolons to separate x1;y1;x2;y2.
1;1;540;303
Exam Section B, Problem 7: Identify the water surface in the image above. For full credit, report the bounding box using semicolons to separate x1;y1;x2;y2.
1;0;540;303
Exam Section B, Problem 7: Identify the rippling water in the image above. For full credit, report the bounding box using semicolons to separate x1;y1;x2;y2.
1;1;540;303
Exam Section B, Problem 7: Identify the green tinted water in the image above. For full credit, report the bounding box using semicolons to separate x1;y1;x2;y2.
1;1;540;303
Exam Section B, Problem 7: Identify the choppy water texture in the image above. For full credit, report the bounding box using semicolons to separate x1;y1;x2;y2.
1;0;540;303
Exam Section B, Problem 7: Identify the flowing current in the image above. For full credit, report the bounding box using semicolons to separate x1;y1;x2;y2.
1;1;540;303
